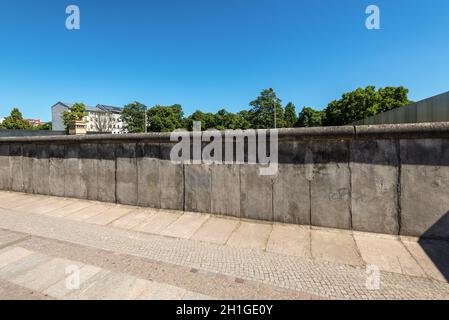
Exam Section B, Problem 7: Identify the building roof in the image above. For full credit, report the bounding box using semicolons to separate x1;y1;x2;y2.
52;102;123;113
96;105;123;113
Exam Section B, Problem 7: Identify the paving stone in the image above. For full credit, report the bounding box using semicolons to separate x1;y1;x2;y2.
1;195;43;210
161;213;210;239
226;222;272;251
0;252;50;280
137;281;187;300
0;278;53;300
65;270;148;300
26;198;74;215
402;239;449;283
65;204;112;222
0;247;34;269
43;264;102;298
111;208;155;230
12;196;59;213
191;217;239;244
9;257;79;292
44;200;94;218
182;291;215;300
0;230;27;248
85;206;134;226
133;211;182;234
354;233;426;277
311;229;363;266
1;192;449;299
266;224;311;258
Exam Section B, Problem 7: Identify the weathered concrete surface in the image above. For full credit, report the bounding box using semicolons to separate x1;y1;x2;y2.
210;164;240;218
97;144;116;203
48;144;65;197
33;145;50;195
0;144;9;190
158;160;183;211
2;123;449;238
273;164;310;225
400;139;449;239
64;144;86;199
9;144;23;192
80;144;98;201
116;143;138;206
184;165;211;213
310;142;351;229
21;144;35;194
240;165;273;222
350;140;399;235
137;144;160;208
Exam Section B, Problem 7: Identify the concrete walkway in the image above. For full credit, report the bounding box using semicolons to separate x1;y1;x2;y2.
0;191;449;300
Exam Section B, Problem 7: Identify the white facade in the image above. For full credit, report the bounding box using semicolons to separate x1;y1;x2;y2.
0;117;4;124
51;102;127;134
83;111;127;134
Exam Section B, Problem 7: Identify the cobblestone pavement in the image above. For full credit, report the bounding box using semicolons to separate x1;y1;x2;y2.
0;203;449;299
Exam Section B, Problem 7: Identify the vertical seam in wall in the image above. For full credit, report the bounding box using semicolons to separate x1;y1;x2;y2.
209;165;212;213
114;145;118;204
271;178;274;222
20;144;24;191
239;164;242;219
182;163;186;212
396;139;402;236
308;180;312;226
158;143;162;209
348;140;353;230
135;143;139;206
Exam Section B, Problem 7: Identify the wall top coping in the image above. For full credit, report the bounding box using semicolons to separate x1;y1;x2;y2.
1;122;449;144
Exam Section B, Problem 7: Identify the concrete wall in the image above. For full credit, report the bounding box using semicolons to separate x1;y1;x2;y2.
354;91;449;125
0;130;65;137
1;123;449;239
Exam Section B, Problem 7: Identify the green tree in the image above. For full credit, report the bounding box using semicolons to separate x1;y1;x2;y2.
35;122;52;130
249;88;284;129
296;107;324;127
62;103;87;130
185;110;216;131
147;104;185;132
323;86;410;126
122;102;147;133
213;109;252;130
284;102;298;128
1;108;32;130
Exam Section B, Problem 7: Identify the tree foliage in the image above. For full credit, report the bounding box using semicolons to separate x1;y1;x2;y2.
147;104;185;132
296;107;324;128
35;122;52;130
284;102;298;128
1;108;32;130
248;88;284;129
61;103;87;130
121;102;147;133
322;86;411;126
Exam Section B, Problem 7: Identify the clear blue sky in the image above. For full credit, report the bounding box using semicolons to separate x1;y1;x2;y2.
1;0;449;121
